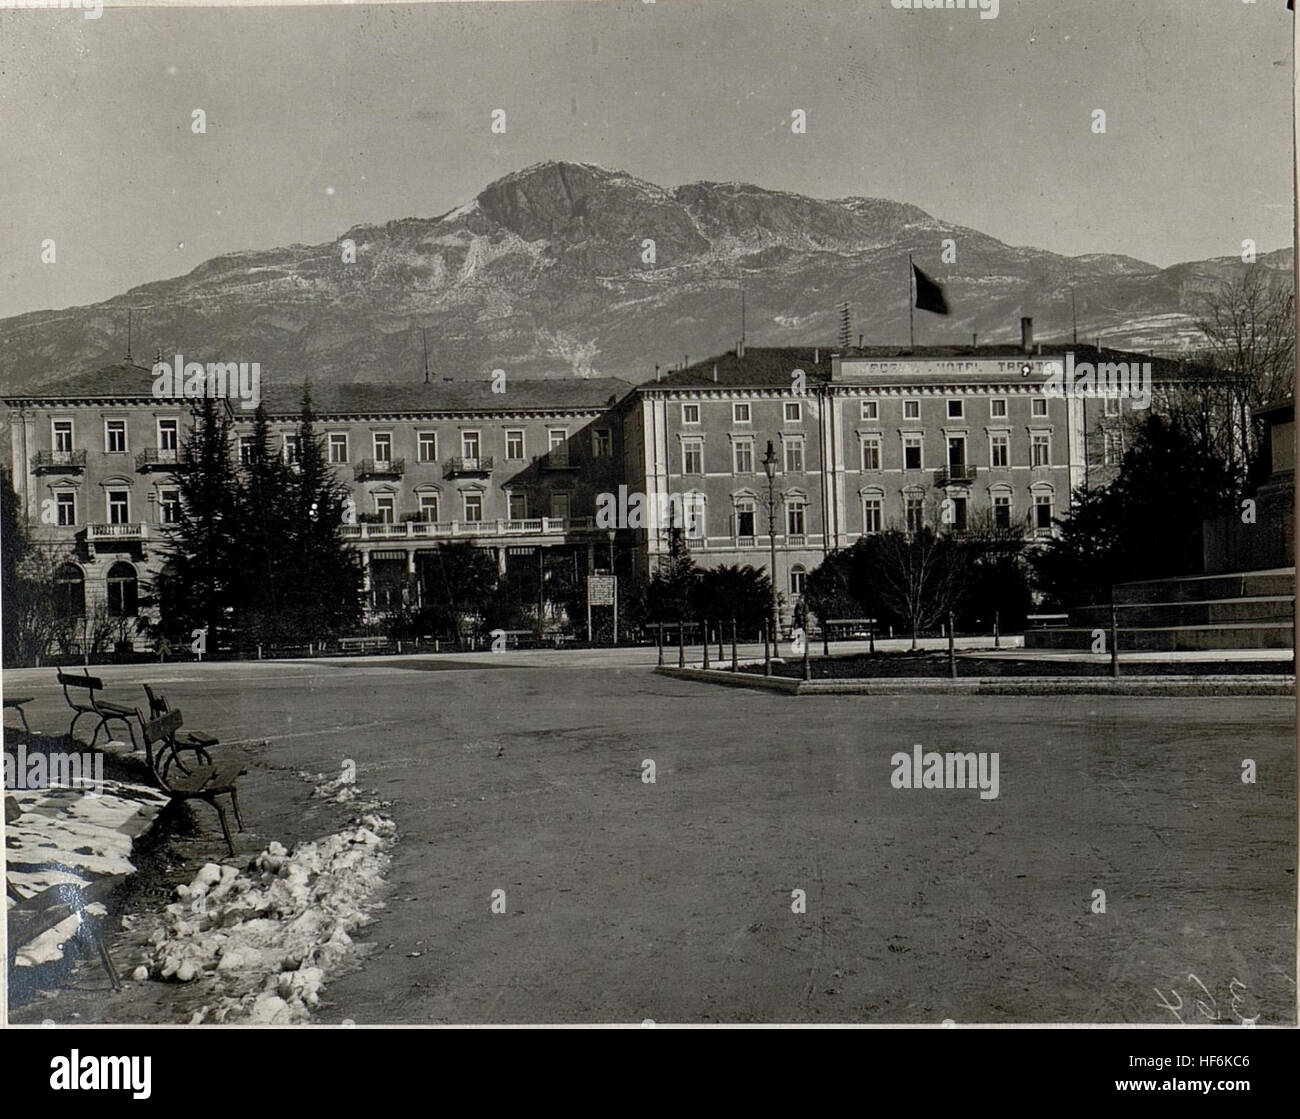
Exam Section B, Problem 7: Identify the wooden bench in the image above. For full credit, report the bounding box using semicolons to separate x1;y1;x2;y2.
138;708;246;858
57;670;137;749
4;697;33;733
141;684;219;774
6;794;123;990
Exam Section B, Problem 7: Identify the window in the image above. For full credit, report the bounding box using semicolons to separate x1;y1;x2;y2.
159;487;181;525
861;436;881;471
1034;493;1053;530
462;431;481;460
733;440;754;474
784;438;804;473
683;494;706;540
105;562;137;618
947;399;964;419
503;430;524;461
1031;433;1050;467
682;440;703;474
284;434;301;465
55;491;76;526
105;420;127;453
947;437;966;469
418;432;438;462
419;494;440;522
1104;430;1123;465
861;400;879;421
905;496;924;534
790;566;807;598
903;400;920;420
463;493;483;522
1031;397;1048;417
948;496;968;532
863;497;883;534
593;429;611;458
551;493;570;522
785;502;806;536
733;403;751;424
508;492;527;520
904;437;923;470
157;419;179;452
373;433;392;463
784;401;802;423
329;433;349;464
993;494;1011;529
548;429;568;466
990;434;1009;468
238;437;254;465
990;398;1007;418
681;403;700;425
736;500;756;538
52;420;73;453
106;489;130;524
374;495;395;524
54;563;84;618
1104;396;1121;417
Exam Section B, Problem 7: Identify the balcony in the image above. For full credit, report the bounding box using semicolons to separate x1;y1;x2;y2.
85;522;148;554
136;448;180;472
442;456;493;479
340;516;594;543
354;457;405;481
538;450;578;472
32;450;86;473
934;464;979;487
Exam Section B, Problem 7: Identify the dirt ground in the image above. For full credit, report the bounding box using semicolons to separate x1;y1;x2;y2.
5;650;1295;1024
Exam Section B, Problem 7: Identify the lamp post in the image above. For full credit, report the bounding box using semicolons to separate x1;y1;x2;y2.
762;440;780;658
606;529;618;645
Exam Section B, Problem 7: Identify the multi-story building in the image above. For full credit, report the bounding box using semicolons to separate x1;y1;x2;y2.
4;362;631;639
3;322;1217;643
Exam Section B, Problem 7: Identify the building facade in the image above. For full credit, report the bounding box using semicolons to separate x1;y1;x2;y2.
3;329;1213;645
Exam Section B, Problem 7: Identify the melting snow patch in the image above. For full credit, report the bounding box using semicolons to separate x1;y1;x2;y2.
134;813;396;1023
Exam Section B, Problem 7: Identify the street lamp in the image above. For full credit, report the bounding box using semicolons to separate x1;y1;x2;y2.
762;440;780;656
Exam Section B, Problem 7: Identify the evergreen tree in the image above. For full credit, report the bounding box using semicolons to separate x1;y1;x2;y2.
235;403;294;644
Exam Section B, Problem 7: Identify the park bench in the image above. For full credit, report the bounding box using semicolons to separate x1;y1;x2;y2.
4;696;34;733
5;794;123;990
141;684;220;775
137;708;246;858
338;636;392;655
57;670;138;749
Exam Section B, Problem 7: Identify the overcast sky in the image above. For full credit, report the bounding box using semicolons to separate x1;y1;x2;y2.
0;0;1292;318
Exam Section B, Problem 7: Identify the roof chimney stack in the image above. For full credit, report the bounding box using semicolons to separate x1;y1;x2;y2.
814;348;819;365
712;364;718;382
1020;317;1034;354
655;364;661;382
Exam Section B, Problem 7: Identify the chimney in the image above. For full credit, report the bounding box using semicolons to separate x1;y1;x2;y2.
737;339;745;359
655;364;661;382
814;348;819;364
858;333;863;349
712;364;718;382
1020;317;1034;354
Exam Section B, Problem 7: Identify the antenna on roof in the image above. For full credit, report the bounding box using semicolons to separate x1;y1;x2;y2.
1071;290;1079;345
741;288;746;348
422;328;430;384
126;309;132;362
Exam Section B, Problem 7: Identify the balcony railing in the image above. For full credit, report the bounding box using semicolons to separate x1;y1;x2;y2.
442;456;493;478
86;522;147;548
539;450;577;471
32;450;86;473
340;516;595;542
136;448;180;472
355;457;405;481
934;464;979;487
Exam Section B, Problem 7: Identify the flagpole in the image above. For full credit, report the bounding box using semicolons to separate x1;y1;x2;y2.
907;253;915;350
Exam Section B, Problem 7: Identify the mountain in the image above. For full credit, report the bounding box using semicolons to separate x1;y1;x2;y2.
0;160;1291;397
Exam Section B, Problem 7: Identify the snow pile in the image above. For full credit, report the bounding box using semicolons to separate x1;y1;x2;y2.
305;765;361;803
135;813;396;1023
6;781;169;967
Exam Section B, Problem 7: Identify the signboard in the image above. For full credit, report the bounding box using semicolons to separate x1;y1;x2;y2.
587;575;616;606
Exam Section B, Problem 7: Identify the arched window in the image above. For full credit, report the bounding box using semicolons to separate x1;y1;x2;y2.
106;561;138;617
54;563;85;618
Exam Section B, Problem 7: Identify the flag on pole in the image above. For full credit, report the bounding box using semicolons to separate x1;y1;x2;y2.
912;263;950;316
